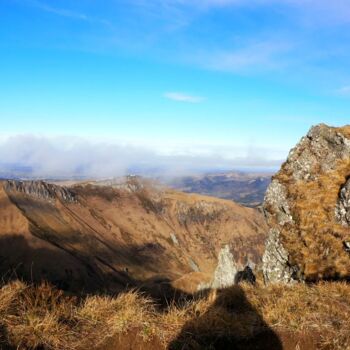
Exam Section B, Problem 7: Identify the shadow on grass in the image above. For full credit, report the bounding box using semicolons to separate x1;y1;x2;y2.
0;233;193;309
0;325;15;350
169;285;282;350
0;234;282;350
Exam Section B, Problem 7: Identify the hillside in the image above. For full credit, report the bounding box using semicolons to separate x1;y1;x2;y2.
0;177;267;295
164;172;272;208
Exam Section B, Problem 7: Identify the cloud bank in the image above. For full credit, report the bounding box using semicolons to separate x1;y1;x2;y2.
0;135;284;179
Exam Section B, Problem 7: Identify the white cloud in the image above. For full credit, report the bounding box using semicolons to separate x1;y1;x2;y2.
0;135;284;179
164;92;204;103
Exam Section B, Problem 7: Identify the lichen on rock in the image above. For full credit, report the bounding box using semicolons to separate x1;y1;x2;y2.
262;229;298;284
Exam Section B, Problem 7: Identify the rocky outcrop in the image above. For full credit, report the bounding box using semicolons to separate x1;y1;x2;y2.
211;245;238;289
203;245;256;290
5;180;76;203
262;179;296;283
335;177;350;226
262;229;297;284
263;124;350;283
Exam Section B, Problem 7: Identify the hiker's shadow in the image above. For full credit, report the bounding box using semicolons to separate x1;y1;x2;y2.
168;284;282;350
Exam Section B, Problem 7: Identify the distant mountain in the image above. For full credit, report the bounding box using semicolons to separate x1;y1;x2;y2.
0;162;273;208
163;172;273;208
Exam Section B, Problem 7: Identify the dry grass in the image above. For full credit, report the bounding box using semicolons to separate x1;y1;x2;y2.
1;280;350;349
0;281;156;349
246;282;350;348
274;134;350;280
75;291;157;348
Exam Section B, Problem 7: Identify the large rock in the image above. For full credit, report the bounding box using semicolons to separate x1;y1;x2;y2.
211;245;238;289
263;124;350;283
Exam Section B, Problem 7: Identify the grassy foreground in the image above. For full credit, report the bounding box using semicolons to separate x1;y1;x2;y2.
1;280;350;349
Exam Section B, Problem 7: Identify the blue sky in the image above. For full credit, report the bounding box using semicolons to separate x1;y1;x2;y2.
1;0;350;176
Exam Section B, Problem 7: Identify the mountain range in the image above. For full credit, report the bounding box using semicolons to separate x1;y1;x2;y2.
163;171;272;208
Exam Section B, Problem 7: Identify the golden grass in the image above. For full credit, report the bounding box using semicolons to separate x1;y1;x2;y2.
246;281;350;344
275;154;350;280
1;280;350;349
336;125;350;139
0;281;75;349
75;291;157;348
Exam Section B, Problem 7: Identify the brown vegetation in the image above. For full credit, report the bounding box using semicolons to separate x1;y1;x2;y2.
276;159;350;279
0;179;266;294
1;280;350;349
273;125;350;280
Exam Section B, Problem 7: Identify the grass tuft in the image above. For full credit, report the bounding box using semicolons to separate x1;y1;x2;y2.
1;280;350;349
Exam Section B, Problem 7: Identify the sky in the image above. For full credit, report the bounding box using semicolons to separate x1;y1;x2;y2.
1;0;350;177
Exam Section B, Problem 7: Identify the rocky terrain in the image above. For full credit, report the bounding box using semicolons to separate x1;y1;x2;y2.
263;124;350;283
163;171;272;208
0;176;267;295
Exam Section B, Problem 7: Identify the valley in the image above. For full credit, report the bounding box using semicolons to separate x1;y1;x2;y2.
0;176;267;296
163;171;272;208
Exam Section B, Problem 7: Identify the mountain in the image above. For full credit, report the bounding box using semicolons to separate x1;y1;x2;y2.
163;172;272;208
0;176;267;294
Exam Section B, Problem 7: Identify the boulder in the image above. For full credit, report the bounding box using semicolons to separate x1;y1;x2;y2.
263;124;350;283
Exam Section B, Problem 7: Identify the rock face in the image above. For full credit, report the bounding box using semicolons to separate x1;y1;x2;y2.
5;180;76;203
211;245;238;289
207;246;257;290
263;124;350;283
336;178;350;226
262;228;297;284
